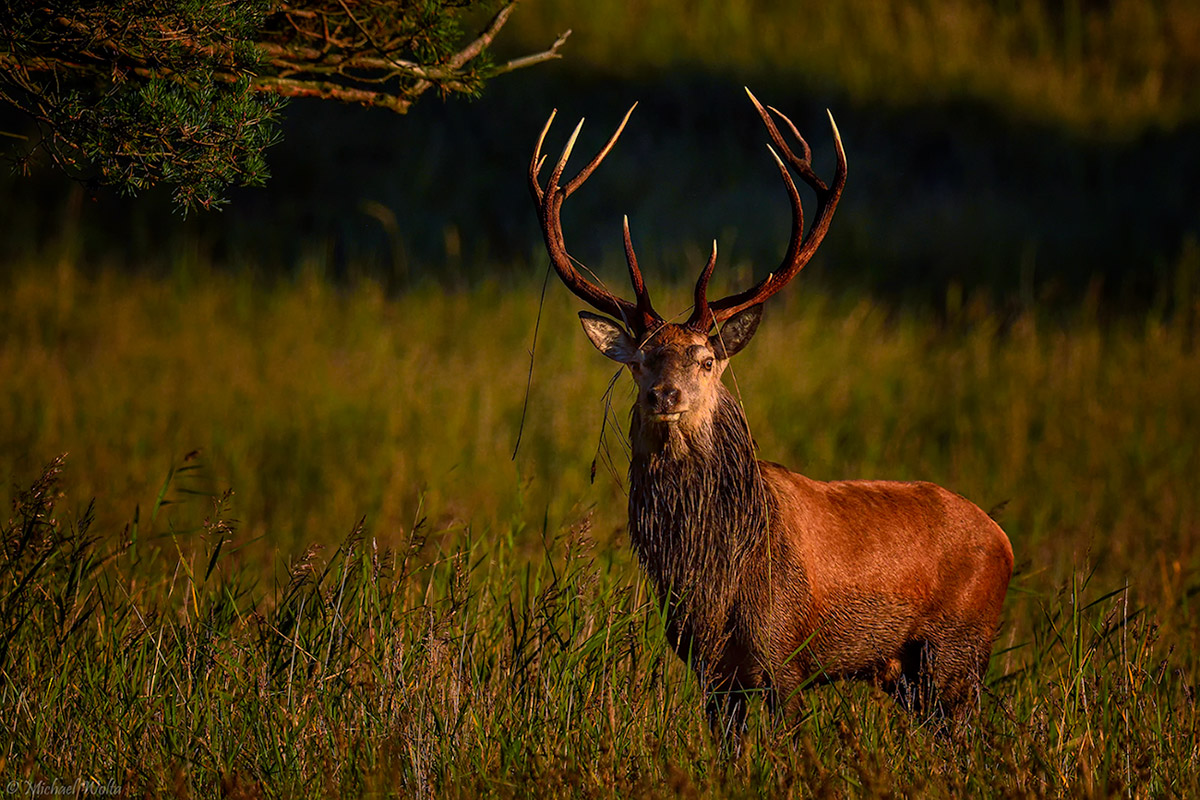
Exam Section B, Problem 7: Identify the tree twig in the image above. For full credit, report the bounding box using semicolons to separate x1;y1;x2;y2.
493;29;571;76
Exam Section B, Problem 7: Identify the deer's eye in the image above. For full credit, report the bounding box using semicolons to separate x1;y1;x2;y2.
702;357;715;372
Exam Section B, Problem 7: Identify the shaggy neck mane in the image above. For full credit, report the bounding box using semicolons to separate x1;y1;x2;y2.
627;386;769;660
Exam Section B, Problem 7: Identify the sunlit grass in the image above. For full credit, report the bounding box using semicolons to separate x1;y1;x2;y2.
6;257;1196;589
504;0;1200;137
0;258;1197;795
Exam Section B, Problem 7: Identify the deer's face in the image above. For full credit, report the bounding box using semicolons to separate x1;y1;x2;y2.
579;305;762;431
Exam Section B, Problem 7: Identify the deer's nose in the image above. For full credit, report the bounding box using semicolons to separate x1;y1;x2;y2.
647;385;681;411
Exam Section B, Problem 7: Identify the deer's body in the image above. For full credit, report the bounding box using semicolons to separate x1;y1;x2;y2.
530;90;1013;737
617;328;1012;730
749;463;1011;706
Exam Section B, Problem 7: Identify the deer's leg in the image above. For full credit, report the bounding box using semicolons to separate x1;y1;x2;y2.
892;640;935;717
705;683;748;752
897;636;987;735
763;667;811;737
929;640;989;736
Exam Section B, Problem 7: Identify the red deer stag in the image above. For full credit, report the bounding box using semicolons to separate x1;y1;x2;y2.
529;89;1013;740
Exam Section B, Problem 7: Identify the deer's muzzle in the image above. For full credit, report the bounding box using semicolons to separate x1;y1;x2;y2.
646;385;684;420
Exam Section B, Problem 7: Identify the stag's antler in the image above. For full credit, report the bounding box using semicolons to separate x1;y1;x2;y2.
529;105;661;336
685;88;847;333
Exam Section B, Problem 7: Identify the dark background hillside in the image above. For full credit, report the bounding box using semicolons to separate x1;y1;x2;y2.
3;0;1199;310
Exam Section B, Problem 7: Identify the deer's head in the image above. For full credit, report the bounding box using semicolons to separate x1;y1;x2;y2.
530;89;846;443
577;307;762;439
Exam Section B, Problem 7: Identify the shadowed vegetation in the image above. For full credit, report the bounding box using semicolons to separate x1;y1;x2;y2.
3;2;1198;306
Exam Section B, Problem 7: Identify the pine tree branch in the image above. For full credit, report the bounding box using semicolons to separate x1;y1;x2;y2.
248;75;414;113
3;2;571;114
446;1;516;70
0;0;569;209
492;28;572;76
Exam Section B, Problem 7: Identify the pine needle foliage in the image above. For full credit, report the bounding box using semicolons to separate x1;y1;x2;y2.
0;1;567;211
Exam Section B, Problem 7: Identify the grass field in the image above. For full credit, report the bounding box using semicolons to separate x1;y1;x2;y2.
0;1;1197;794
504;0;1200;138
1;251;1197;796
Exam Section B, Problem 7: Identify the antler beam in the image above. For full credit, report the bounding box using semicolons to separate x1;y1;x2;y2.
529;105;661;336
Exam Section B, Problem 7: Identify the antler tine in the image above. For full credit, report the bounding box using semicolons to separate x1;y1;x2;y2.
685;240;719;332
564;103;637;197
623;216;657;331
548;118;586;191
765;143;805;259
529;110;557;203
529;104;661;334
767;105;813;177
700;89;848;324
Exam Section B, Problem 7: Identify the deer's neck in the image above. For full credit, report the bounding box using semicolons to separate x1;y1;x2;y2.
627;387;769;652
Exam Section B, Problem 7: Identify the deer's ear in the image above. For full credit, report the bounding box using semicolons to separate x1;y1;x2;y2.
709;304;762;359
579;311;639;363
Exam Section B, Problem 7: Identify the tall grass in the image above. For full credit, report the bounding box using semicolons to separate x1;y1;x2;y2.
0;258;1197;795
1;451;1197;796
504;0;1200;137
